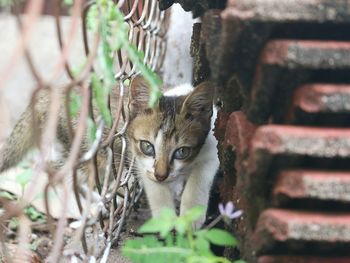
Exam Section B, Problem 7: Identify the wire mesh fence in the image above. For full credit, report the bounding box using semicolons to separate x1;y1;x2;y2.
0;0;169;262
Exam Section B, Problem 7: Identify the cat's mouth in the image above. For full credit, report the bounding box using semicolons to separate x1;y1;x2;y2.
145;171;168;183
145;170;185;183
154;175;169;183
147;172;176;183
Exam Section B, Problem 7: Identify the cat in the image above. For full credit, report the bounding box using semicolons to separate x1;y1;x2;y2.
0;75;219;228
127;76;219;228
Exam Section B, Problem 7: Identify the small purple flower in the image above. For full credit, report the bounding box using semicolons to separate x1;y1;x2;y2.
219;201;243;220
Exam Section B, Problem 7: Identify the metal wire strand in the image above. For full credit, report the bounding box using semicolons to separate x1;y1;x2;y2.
0;0;169;261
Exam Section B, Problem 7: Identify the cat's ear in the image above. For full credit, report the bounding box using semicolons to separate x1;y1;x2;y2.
128;75;151;117
181;81;213;120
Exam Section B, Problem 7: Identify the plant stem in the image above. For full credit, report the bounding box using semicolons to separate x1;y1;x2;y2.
186;225;195;250
204;215;223;229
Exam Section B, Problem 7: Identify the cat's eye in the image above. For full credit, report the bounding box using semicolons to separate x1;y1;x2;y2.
140;140;155;157
173;147;191;160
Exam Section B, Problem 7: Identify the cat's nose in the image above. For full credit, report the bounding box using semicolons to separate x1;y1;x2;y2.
155;173;168;182
154;158;169;182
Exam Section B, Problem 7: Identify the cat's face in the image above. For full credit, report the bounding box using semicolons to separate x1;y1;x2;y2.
127;76;213;182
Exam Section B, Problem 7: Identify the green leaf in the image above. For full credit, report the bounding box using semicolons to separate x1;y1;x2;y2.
87;117;97;143
184;206;205;223
111;24;127;50
124;44;162;108
159;207;176;220
63;0;73;5
107;2;119;21
165;234;174;247
87;0;163;108
187;255;233;263
194;229;207;237
97;0;108;7
187;256;210;263
138;218;162;234
15;168;33;189
98;8;116;88
29;241;39;251
71;59;88;78
86;4;98;31
9;218;19;230
194;237;213;257
158;208;177;237
158;221;174;238
174;217;188;235
204;229;238;247
91;74;112;127
0;0;13;7
98;38;115;87
24;206;45;221
122;236;191;263
175;234;190;248
0;191;15;200
138;208;176;237
69;90;81;118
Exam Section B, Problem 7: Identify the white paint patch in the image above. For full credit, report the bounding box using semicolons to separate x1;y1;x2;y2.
0;15;86;139
162;4;195;86
164;83;193;97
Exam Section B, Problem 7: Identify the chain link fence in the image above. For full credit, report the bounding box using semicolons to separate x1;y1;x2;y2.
0;0;169;262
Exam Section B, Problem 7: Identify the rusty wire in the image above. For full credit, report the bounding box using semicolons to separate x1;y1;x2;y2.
0;0;169;262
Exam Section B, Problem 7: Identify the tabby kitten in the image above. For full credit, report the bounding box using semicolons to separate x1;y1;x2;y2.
127;76;219;228
0;75;219;228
